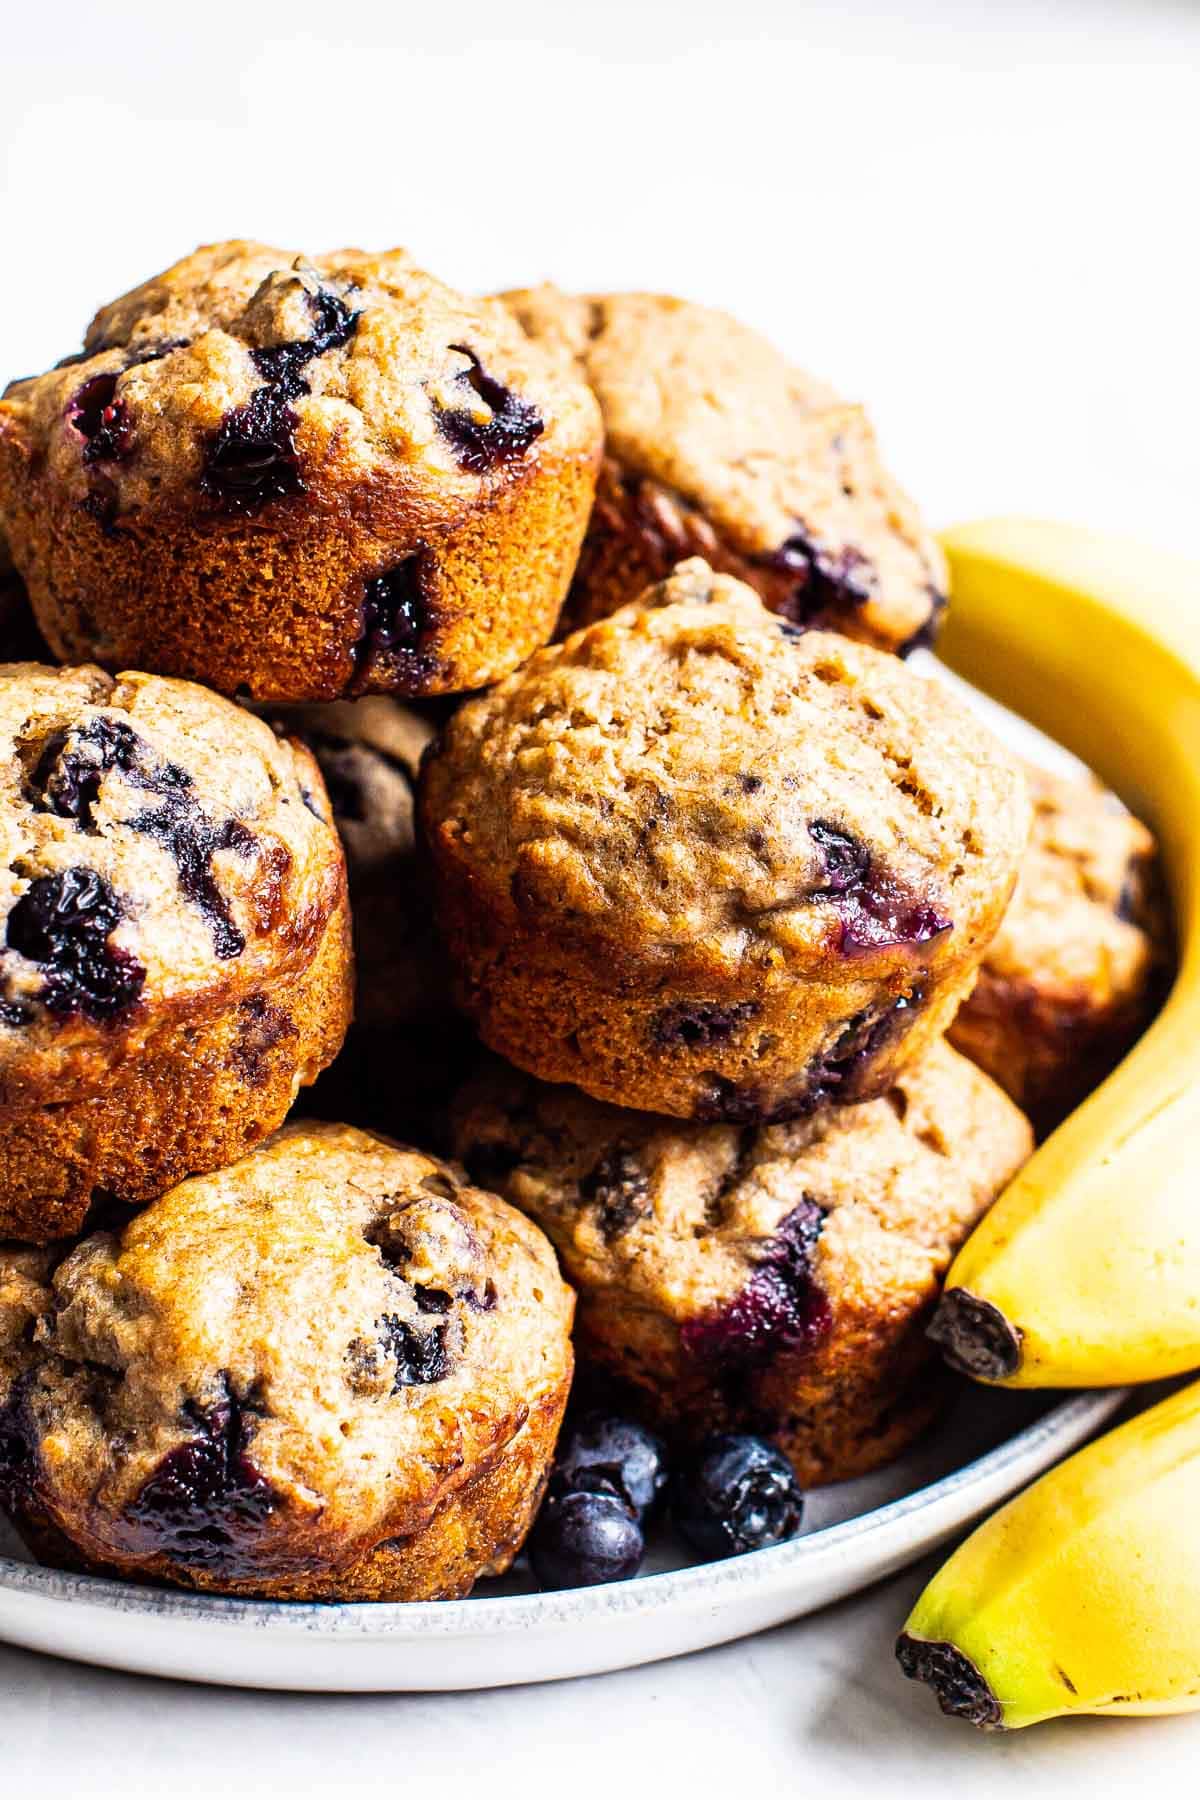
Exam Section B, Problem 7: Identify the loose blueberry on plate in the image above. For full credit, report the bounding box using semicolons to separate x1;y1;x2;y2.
527;1489;645;1590
550;1413;669;1524
671;1435;805;1560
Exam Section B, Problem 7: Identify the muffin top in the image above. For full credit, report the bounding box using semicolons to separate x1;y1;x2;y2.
1;241;600;519
451;1040;1032;1335
501;285;945;646
421;560;1028;979
0;1122;573;1579
984;765;1164;996
0;663;345;1088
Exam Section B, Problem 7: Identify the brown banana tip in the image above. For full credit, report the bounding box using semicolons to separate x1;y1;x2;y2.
895;1633;1004;1729
927;1287;1023;1381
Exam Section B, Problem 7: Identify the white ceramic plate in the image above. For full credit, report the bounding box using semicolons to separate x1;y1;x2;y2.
0;1386;1124;1690
0;665;1128;1689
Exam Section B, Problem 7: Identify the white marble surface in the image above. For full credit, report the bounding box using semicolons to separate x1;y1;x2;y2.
3;1;1200;1792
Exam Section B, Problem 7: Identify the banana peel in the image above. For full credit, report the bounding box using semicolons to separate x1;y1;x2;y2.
925;520;1200;1388
897;1378;1200;1728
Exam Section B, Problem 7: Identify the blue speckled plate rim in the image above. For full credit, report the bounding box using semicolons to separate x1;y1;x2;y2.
0;1388;1124;1637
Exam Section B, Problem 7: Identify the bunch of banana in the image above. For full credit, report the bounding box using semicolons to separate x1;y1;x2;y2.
897;1379;1200;1728
925;519;1200;1388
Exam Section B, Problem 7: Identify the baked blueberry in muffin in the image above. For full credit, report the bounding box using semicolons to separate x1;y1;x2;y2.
420;560;1029;1122
451;1040;1032;1485
500;286;945;654
0;242;602;700
949;764;1168;1128
0;1123;574;1599
0;664;352;1241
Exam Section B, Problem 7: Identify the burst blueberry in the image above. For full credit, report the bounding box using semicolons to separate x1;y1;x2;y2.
377;1314;450;1388
680;1200;830;1369
5;867;145;1022
125;1387;276;1574
435;346;543;472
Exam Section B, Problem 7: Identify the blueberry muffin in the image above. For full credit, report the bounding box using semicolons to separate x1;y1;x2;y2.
0;664;352;1241
500;286;945;654
273;697;474;1136
0;1123;574;1599
949;765;1167;1128
451;1040;1032;1485
0;242;602;701
420;560;1029;1122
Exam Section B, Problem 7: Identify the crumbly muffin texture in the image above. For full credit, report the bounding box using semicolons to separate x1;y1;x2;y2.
0;663;352;1238
421;560;1029;1121
949;765;1167;1125
0;1123;574;1600
0;242;602;699
451;1039;1032;1485
500;286;946;654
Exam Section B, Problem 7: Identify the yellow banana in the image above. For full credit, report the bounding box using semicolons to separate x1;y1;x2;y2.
896;1378;1200;1728
924;519;1200;1387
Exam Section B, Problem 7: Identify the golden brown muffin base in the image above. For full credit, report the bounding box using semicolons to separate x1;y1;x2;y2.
0;892;353;1242
433;879;978;1122
6;1376;570;1601
0;444;597;702
451;1039;1031;1487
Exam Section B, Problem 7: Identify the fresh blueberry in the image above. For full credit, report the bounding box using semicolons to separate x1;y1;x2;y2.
551;1413;668;1523
671;1435;804;1559
527;1489;645;1590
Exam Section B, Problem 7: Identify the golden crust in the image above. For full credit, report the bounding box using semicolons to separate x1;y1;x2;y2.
0;663;353;1238
0;1123;574;1598
0;243;602;700
451;1039;1032;1485
421;561;1028;1120
500;285;945;653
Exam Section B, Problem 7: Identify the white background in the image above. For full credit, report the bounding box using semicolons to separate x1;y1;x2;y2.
3;1;1200;1794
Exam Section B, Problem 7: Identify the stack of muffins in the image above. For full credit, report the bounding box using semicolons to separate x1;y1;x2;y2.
0;243;1166;1600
